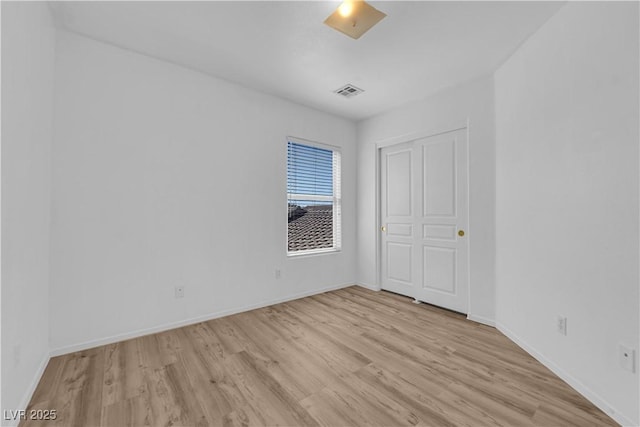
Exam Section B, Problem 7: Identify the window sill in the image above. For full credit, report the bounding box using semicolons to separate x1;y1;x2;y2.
287;248;341;258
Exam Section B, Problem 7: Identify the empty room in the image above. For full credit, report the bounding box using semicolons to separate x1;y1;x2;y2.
1;1;638;426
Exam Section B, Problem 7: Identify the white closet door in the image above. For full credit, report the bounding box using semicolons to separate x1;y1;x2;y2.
380;129;469;314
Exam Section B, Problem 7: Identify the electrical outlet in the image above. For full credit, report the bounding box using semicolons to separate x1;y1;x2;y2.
619;344;636;373
175;286;185;298
275;269;281;279
557;316;567;336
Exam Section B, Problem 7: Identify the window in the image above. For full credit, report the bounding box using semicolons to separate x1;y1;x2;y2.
287;138;341;255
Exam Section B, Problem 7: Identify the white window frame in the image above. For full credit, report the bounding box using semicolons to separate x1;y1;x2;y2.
286;137;342;257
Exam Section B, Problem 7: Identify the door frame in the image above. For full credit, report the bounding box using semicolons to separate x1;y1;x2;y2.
375;121;471;313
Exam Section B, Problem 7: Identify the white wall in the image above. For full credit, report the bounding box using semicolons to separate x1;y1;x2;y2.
356;76;496;324
1;1;55;423
495;2;639;425
49;31;357;353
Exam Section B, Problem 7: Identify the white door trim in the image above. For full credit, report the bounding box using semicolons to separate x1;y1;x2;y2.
375;122;471;313
374;121;468;149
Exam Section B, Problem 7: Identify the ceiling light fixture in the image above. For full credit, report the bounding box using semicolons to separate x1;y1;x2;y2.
337;1;354;18
324;1;386;40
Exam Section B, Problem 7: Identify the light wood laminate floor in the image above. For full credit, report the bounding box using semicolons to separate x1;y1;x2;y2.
23;286;616;426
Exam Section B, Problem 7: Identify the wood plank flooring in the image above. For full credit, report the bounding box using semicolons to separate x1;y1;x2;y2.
22;286;617;426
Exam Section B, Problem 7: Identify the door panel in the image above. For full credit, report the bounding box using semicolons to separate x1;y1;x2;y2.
387;243;412;283
380;129;468;314
423;138;456;217
387;223;412;237
386;150;412;217
423;246;456;294
423;224;456;240
380;142;415;297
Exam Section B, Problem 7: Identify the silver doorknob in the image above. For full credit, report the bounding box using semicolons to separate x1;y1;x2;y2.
381;226;386;232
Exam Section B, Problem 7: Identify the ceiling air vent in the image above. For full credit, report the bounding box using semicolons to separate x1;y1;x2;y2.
334;84;364;98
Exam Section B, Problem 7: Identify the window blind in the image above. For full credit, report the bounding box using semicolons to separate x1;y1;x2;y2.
287;140;341;254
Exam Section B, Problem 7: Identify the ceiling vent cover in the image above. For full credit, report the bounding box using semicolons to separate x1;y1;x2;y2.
334;84;364;98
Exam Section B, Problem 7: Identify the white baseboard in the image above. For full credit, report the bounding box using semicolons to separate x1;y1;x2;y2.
356;282;381;291
467;313;496;327
496;322;635;427
50;282;354;357
3;353;51;427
